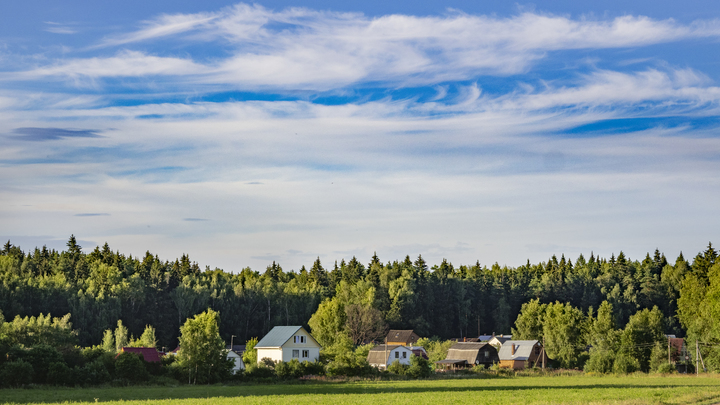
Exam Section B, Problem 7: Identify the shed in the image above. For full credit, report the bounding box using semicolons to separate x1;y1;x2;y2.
436;342;498;371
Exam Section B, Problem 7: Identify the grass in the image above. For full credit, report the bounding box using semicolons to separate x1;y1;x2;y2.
2;374;720;405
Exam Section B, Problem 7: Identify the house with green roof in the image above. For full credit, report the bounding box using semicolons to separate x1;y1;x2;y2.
255;326;321;364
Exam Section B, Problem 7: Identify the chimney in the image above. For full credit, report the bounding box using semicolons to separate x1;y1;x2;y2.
511;344;516;355
464;337;466;342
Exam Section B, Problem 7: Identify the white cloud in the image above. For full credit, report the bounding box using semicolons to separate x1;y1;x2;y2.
9;6;720;90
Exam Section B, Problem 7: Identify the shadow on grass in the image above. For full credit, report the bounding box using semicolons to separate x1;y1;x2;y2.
2;379;720;404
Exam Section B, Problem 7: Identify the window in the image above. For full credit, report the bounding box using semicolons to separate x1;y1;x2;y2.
484;350;489;358
395;351;399;359
292;350;299;358
302;350;309;358
402;351;407;359
294;335;306;344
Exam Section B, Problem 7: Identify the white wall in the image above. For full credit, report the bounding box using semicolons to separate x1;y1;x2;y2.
256;348;283;364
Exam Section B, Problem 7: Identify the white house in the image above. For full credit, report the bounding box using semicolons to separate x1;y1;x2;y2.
227;350;245;374
255;326;321;364
367;344;414;369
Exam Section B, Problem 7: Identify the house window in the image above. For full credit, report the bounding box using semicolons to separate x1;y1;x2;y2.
395;351;399;359
292;350;299;358
534;347;540;356
402;352;407;359
294;335;306;344
302;350;309;358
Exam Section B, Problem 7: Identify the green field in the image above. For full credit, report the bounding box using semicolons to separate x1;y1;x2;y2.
2;375;719;405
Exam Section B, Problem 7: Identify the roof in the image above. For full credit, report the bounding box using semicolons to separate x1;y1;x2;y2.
120;347;162;363
489;336;512;345
367;344;410;365
256;326;318;348
227;344;246;355
386;330;419;343
497;340;539;361
478;335;494;341
435;359;467;365
446;342;494;364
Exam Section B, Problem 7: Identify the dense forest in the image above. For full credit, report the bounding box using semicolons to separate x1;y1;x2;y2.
1;236;716;353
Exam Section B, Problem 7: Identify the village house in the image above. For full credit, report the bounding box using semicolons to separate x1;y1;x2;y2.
255;326;321;364
488;334;512;349
386;330;421;346
226;344;245;373
435;342;499;371
497;340;548;370
367;344;414;369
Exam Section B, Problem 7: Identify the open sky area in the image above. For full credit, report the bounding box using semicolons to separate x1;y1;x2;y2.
1;0;719;272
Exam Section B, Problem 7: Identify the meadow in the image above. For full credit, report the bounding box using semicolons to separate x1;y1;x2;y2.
1;374;719;405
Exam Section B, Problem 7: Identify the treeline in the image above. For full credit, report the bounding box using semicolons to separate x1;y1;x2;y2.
0;237;717;352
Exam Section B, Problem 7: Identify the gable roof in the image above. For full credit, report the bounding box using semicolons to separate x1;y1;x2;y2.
497;340;539;361
256;326;319;348
120;347;161;363
446;342;496;364
367;344;411;364
386;330;419;343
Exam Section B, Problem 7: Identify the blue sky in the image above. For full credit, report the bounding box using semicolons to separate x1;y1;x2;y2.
1;1;720;271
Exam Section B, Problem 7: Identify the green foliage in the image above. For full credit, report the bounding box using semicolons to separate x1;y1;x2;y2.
584;349;615;374
619;306;664;372
0;359;34;387
115;352;149;382
406;355;432;378
47;361;72;385
512;299;547;340
613;352;640;374
242;337;258;365
129;325;157;348
656;362;676;374
416;337;454;363
543;302;588;369
114;320;129;351
177;309;232;384
387;359;408;375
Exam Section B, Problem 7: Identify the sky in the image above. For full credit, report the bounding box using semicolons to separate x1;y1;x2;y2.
1;0;719;272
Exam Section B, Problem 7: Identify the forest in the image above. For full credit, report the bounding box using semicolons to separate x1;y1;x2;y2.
0;236;718;371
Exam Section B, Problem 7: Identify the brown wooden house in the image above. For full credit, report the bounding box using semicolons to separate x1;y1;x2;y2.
497;340;549;370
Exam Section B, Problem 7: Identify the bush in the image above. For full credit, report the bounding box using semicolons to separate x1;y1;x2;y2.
244;363;276;380
0;360;34;387
613;353;640;374
406;355;432;378
584;349;615;374
23;344;64;384
47;362;72;385
76;359;112;385
387;360;408;375
656;362;676;374
114;352;149;383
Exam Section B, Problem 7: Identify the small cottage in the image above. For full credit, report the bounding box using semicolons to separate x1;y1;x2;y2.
367;345;414;369
255;326;321;364
497;340;548;370
226;345;246;373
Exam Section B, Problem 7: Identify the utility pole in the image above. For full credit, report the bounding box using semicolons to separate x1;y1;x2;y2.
231;335;236;351
696;340;699;376
668;337;671;364
542;337;545;370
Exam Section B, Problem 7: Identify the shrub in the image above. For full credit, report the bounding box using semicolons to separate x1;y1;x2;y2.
656;362;676;374
613;353;640;374
76;359;112;385
47;361;72;385
114;352;149;383
584;349;615;374
0;360;34;387
260;357;276;369
244;363;276;380
387;360;408;375
406;355;432;378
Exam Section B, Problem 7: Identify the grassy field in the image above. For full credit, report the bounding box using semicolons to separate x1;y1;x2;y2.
1;374;719;405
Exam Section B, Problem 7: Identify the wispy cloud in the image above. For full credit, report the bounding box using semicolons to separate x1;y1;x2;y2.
10;6;720;91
